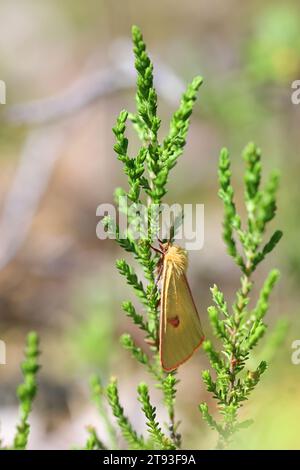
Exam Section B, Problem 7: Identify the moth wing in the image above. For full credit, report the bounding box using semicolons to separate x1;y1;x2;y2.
160;262;204;371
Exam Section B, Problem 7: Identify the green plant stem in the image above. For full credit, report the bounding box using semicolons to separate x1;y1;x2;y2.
13;332;40;450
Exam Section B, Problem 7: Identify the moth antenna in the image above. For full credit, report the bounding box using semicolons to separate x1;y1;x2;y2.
158;238;165;250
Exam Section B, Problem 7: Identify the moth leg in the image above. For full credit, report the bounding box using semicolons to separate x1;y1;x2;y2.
155;262;163;284
145;337;159;349
154;264;163;309
150;243;164;307
145;326;160;349
150;244;163;255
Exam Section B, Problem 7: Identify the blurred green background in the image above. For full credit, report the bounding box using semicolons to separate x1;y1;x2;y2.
0;0;299;449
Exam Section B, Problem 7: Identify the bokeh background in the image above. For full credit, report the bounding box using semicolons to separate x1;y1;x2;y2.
0;0;299;449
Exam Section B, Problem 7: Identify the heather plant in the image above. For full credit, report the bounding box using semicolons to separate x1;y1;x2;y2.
94;24;203;450
91;27;282;450
0;25;282;452
199;144;282;448
0;332;40;450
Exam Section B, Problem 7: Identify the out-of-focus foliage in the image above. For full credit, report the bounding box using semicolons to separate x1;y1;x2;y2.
66;284;116;374
246;5;300;84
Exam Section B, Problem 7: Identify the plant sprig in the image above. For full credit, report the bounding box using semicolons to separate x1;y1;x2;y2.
13;332;41;450
102;25;202;449
200;143;282;448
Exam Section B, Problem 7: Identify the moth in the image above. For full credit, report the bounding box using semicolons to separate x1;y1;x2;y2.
154;241;204;371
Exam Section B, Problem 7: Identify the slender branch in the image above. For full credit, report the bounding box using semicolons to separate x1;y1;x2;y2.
200;143;282;448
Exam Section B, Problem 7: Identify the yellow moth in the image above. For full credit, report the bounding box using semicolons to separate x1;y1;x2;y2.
156;242;204;371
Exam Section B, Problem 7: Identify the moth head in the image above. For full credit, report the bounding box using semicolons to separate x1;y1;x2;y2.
164;245;188;276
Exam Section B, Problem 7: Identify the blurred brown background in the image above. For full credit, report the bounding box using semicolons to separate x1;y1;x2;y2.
0;0;300;449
